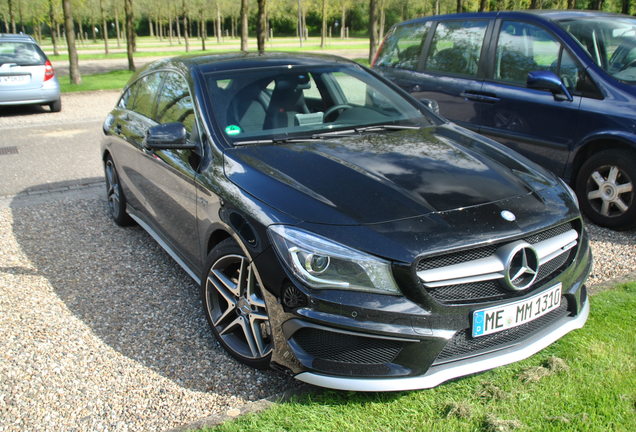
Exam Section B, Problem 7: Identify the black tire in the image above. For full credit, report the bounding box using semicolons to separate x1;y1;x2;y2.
201;238;273;369
575;149;636;230
49;98;62;112
104;155;133;226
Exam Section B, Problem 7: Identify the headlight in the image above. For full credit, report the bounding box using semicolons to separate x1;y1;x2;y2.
559;178;579;209
268;225;400;295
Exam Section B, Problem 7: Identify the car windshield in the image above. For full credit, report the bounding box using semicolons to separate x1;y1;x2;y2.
557;17;636;82
0;42;46;66
204;64;435;144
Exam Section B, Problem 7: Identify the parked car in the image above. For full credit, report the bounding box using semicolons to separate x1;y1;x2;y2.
0;33;61;112
373;11;636;230
101;53;591;391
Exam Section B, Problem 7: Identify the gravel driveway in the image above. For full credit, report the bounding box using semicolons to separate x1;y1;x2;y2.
0;91;635;432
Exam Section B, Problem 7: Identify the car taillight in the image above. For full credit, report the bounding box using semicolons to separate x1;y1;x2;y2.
370;37;387;68
44;60;55;81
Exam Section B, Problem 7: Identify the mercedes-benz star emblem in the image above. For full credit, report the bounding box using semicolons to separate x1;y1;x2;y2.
500;210;516;222
504;244;539;291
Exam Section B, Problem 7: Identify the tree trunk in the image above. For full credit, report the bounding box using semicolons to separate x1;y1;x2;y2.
91;18;97;43
100;0;109;54
149;17;154;37
18;0;24;33
176;8;181;44
62;0;81;84
622;0;630;14
200;10;206;50
48;0;59;56
369;0;377;64
589;0;604;9
320;0;327;48
8;0;16;33
124;0;135;71
216;2;222;43
297;0;303;47
479;0;488;12
256;0;266;53
169;9;173;45
456;0;463;13
115;10;121;48
240;0;248;51
340;4;345;38
435;0;440;15
379;3;385;42
182;0;190;52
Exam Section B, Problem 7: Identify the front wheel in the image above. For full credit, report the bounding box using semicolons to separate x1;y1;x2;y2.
201;238;273;369
104;155;133;226
576;150;636;230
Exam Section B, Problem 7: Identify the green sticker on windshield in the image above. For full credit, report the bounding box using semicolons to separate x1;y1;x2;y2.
225;125;242;136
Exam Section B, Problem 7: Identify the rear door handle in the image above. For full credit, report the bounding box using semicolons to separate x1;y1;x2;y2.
460;92;501;103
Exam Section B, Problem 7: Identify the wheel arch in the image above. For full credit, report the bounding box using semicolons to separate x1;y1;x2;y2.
568;133;636;184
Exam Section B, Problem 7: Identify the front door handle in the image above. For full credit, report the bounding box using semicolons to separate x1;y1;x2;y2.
460;91;501;103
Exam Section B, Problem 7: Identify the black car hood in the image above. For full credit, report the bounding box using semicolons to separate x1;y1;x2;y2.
223;125;557;225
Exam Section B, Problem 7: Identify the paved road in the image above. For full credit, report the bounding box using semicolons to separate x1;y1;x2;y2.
0;91;119;197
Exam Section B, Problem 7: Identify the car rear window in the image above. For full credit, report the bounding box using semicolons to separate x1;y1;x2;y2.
0;41;47;66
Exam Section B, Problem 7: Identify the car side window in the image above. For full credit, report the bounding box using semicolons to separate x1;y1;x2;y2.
130;72;163;119
155;72;195;136
118;84;138;110
495;21;581;91
375;22;431;70
425;20;488;76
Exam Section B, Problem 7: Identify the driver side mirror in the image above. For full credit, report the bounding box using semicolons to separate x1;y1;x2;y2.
527;71;574;102
419;97;440;115
144;122;195;150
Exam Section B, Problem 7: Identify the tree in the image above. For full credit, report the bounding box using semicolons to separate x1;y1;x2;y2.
124;0;134;70
369;0;377;63
240;0;248;51
320;0;327;48
182;0;189;52
48;0;59;55
62;0;80;84
8;0;16;33
256;0;266;53
100;0;109;54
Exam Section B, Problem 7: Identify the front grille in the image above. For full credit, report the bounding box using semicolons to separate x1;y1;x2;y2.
292;327;404;365
434;298;570;364
418;222;578;304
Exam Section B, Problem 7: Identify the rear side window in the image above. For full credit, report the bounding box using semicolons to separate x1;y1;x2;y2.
425;20;488;76
494;21;582;92
375;22;431;70
0;42;46;66
155;72;195;135
130;72;163;119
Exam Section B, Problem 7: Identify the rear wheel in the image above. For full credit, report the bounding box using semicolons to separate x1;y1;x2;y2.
202;238;273;369
49;98;61;112
576;150;636;230
104;155;133;226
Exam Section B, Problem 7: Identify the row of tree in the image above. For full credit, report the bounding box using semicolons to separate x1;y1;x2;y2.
1;0;634;85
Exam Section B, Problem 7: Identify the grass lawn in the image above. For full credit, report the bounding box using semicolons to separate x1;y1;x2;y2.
59;69;133;93
205;283;636;432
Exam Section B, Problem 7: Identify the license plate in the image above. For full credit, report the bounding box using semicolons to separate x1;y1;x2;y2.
0;75;30;84
472;283;562;337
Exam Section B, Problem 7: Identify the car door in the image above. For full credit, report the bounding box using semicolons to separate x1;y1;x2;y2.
477;20;583;176
135;71;201;268
404;19;492;131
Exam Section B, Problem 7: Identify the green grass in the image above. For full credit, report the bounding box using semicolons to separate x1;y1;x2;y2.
59;69;133;93
205;283;636;432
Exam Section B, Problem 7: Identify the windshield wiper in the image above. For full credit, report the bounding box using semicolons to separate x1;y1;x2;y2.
311;124;421;138
233;137;326;146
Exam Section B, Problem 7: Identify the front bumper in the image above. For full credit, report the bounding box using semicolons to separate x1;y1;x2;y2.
259;221;592;391
295;296;589;391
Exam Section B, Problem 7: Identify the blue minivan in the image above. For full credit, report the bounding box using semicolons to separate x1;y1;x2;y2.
373;11;636;230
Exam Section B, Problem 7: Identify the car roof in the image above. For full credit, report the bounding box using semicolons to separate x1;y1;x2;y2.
0;33;37;43
138;51;359;76
397;10;629;27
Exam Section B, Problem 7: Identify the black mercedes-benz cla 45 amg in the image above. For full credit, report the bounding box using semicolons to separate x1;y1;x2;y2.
101;53;591;391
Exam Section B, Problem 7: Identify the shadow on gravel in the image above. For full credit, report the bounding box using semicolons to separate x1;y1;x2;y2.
9;179;291;400
0;104;52;117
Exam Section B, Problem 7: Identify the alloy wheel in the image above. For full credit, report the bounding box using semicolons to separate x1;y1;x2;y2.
205;254;272;360
105;159;121;217
585;164;633;218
